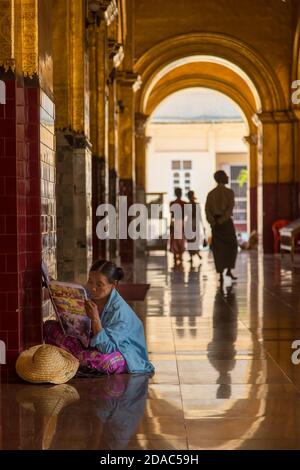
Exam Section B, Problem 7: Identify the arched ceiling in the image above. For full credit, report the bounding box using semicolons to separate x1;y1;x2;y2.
135;33;287;116
145;61;257;132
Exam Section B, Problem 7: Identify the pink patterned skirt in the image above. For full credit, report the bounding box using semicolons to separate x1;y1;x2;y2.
43;320;127;375
170;221;186;255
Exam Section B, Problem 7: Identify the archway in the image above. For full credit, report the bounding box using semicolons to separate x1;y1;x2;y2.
146;87;250;239
135;33;295;252
133;34;290;440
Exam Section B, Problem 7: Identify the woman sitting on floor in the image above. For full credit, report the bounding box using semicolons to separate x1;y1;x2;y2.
44;260;154;375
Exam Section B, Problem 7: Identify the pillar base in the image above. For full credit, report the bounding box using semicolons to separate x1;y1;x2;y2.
56;130;92;283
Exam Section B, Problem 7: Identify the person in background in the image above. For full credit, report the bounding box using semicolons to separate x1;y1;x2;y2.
169;187;186;266
186;190;206;264
205;170;238;284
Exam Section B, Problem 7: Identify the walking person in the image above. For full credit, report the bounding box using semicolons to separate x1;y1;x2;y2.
186;190;206;264
205;170;238;284
170;187;186;266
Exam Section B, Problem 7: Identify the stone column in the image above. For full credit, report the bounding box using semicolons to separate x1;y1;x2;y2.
89;19;109;263
135;112;149;204
108;74;119;258
53;0;92;283
258;111;298;252
135;112;150;254
55;132;92;284
117;72;141;262
244;133;259;233
107;34;124;259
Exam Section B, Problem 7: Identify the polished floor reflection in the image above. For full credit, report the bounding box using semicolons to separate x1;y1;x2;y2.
2;251;300;450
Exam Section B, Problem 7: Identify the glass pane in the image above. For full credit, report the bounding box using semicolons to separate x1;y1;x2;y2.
183;161;192;169
235;200;247;210
231;183;247;198
172;161;181;170
230;165;246;180
234;213;247;221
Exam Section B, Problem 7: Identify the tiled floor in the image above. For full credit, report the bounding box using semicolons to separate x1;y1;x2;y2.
2;251;300;450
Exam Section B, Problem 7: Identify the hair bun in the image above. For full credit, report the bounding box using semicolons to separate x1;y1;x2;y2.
115;267;124;281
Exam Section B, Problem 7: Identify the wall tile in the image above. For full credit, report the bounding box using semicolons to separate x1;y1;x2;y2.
16;87;25;106
0;331;8;344
0;255;6;273
26;215;40;234
0;78;55;377
0;138;4;156
28;106;39;124
0;293;7;310
4;81;16;100
2;119;16;139
5;103;16;120
0;234;17;253
0;176;5;195
2;158;16;177
5;138;16;157
5;177;17;196
6;254;18;273
0;273;18;291
0;196;17;214
7;330;20;349
0;215;5;233
6;293;18;314
5;215;17;234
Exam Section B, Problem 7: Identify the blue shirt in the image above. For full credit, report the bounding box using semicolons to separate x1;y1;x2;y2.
90;288;154;374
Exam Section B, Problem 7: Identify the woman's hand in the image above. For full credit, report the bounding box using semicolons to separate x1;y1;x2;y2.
85;300;99;320
85;300;102;335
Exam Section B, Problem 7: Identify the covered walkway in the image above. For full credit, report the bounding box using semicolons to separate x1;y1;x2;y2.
1;252;300;450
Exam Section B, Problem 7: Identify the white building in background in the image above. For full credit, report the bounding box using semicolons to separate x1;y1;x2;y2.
146;88;249;234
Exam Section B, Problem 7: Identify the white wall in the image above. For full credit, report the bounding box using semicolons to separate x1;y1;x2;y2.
146;121;248;230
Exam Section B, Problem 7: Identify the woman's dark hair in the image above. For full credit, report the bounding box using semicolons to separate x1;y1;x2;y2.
89;260;124;283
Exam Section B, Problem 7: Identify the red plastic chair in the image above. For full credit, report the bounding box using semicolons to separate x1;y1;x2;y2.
272;219;291;253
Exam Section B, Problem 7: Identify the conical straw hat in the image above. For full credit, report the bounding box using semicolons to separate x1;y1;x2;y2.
16;344;79;384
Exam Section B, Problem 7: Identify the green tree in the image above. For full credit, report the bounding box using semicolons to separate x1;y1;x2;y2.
238;168;248;188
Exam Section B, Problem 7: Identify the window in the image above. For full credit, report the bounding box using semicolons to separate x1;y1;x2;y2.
183;161;192;170
172;161;181;170
229;165;247;227
171;161;193;197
